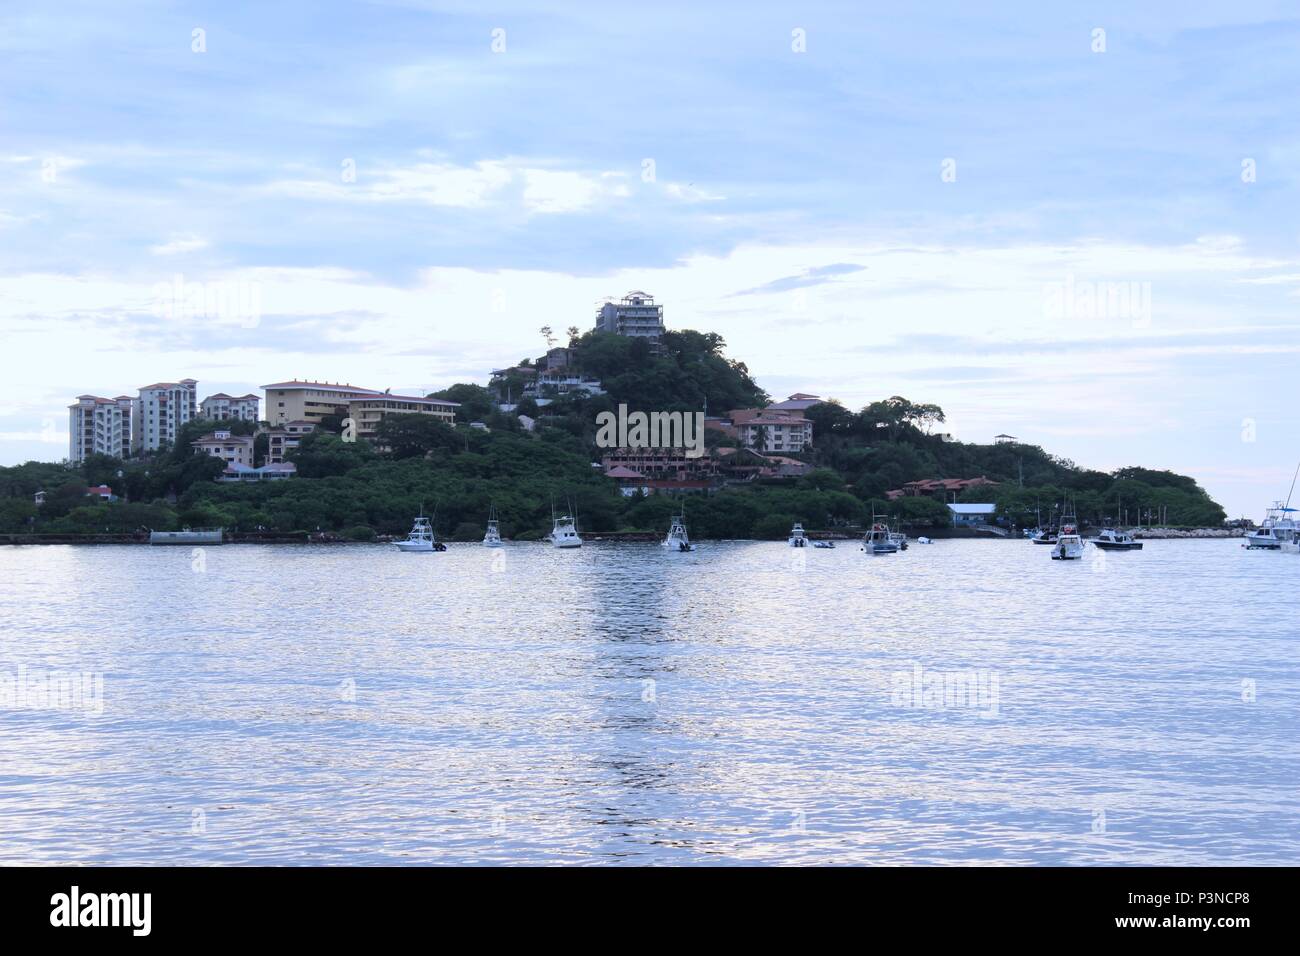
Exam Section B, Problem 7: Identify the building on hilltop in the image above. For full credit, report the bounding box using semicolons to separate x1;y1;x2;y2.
885;476;997;502
594;291;665;341
68;394;134;463
261;381;459;438
767;393;824;412
266;420;317;464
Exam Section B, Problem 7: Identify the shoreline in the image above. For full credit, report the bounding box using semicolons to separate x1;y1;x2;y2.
0;527;1247;546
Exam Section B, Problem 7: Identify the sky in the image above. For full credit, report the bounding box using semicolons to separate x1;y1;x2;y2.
2;0;1298;518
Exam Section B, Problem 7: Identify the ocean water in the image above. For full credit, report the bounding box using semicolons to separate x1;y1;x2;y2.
0;538;1295;866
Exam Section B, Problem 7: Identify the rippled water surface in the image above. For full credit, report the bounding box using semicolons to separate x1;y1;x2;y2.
0;538;1296;865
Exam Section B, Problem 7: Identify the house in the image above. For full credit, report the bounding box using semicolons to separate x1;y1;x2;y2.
217;462;297;482
33;490;46;507
191;429;255;469
886;476;997;501
767;393;824;412
948;503;997;527
85;484;116;501
711;406;814;453
994;434;1019;444
604;465;649;497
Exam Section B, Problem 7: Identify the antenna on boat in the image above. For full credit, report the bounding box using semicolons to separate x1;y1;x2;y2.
1286;460;1300;510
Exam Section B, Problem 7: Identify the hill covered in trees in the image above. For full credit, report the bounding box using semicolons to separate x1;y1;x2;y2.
0;329;1226;538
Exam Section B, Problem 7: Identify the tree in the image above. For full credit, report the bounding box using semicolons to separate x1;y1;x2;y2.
540;325;555;348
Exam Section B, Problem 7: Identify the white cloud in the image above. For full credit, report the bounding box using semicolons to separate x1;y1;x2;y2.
150;235;210;256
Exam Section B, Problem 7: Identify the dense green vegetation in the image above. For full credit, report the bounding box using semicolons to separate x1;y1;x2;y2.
0;330;1226;538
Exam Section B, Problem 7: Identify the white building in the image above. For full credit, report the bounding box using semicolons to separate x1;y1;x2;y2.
267;420;317;464
595;291;665;341
68;394;133;463
133;379;198;453
200;392;260;422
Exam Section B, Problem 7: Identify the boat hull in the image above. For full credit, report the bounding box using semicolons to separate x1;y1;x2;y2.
1092;541;1143;550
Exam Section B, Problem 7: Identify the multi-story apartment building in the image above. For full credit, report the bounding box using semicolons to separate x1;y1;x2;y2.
67;395;133;463
725;408;814;454
594;291;665;341
348;393;458;442
133;379;198;453
200;392;260;422
262;380;459;441
191;429;255;469
261;381;385;426
266;420;317;464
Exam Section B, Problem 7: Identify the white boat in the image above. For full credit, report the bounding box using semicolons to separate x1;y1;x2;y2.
788;522;808;547
1051;521;1084;560
662;513;694;551
862;521;900;554
483;507;503;547
548;513;583;548
1091;528;1142;551
395;514;444;552
916;536;933;544
1245;502;1298;549
150;527;222;545
812;540;835;549
889;531;908;551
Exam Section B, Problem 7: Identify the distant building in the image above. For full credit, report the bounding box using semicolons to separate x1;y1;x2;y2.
600;447;716;483
887;477;997;502
348;393;458;443
994;434;1019;444
85;484;116;501
191;429;254;469
594;291;665;341
266;420;317;464
68;394;133;463
767;393;824;412
948;503;997;527
134;379;198;453
217;462;296;482
33;491;46;507
200;392;260;422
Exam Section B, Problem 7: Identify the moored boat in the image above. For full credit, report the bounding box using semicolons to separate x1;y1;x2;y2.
1091;528;1143;551
788;522;808;547
548;512;583;548
662;513;694;551
1051;520;1084;560
862;521;900;554
1245;502;1298;549
395;513;444;552
483;506;503;547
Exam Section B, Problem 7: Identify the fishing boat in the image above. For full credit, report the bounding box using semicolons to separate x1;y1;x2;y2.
483;506;503;547
1245;502;1299;550
395;513;444;552
1051;519;1084;560
149;527;222;545
547;510;583;548
1091;528;1143;551
861;521;900;554
1029;526;1058;545
662;513;694;551
788;522;808;547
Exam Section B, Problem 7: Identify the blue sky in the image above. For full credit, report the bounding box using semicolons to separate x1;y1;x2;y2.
2;1;1299;516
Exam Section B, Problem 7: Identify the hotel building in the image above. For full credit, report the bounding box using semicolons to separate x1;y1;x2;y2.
68;395;134;463
200;392;260;422
348;393;458;442
262;380;459;441
191;429;255;469
133;379;198;453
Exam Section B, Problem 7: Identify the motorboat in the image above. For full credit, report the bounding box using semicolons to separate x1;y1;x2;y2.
889;531;908;551
1091;528;1143;551
788;522;808;547
1245;502;1298;549
916;536;932;544
395;514;445;552
812;540;835;549
662;513;694;551
862;522;900;554
483;506;503;547
1051;521;1084;560
1029;527;1058;545
548;512;583;548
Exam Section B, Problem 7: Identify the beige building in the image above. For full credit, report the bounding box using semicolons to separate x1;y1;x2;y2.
191;429;254;468
68;395;134;463
262;381;383;426
133;379;198;453
200;392;260;422
349;393;457;442
728;408;813;454
262;380;459;443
